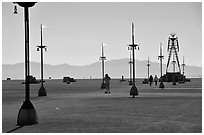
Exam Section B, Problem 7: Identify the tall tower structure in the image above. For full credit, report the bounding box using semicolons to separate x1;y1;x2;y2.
166;33;181;73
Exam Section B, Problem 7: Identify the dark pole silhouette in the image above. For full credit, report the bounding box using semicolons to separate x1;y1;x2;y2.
128;50;133;85
100;43;106;89
128;23;139;98
13;2;38;126
36;24;47;97
147;57;150;79
181;56;185;82
182;56;185;76
158;42;164;89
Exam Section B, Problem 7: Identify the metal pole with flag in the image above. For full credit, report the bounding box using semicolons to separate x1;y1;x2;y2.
158;42;165;89
100;43;106;89
128;23;139;98
36;24;48;96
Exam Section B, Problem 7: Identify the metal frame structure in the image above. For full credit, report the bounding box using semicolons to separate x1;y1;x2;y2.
166;33;181;73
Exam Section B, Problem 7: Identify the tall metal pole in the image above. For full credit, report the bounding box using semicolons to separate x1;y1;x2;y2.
100;43;106;89
37;24;47;96
129;51;133;85
14;2;38;126
182;56;185;75
102;43;105;83
41;24;43;88
147;57;150;79
25;6;29;101
129;23;139;98
158;42;164;89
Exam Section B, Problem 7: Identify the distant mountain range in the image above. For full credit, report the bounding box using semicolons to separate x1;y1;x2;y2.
2;58;202;80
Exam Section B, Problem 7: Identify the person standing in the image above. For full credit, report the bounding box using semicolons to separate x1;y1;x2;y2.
149;75;153;86
104;74;111;94
154;75;158;86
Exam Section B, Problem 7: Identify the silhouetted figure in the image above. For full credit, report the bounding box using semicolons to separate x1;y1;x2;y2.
120;75;126;83
104;74;111;94
149;75;153;86
154;75;158;86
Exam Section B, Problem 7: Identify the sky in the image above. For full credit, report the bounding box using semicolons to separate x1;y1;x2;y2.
2;2;202;67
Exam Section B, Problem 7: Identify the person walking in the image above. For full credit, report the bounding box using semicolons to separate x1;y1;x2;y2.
149;75;153;86
104;74;111;94
154;75;158;86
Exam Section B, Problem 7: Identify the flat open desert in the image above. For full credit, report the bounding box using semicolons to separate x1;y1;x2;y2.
2;78;202;133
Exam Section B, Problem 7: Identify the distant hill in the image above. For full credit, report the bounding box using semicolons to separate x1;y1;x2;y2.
2;59;202;80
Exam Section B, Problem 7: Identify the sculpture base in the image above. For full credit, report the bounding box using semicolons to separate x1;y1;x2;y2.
130;85;138;98
159;82;165;89
129;81;133;85
38;86;47;97
17;100;38;126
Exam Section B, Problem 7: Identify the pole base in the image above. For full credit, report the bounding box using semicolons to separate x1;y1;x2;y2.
38;86;47;97
159;82;165;89
130;85;138;98
172;82;176;85
101;82;106;89
129;81;133;85
17;100;38;126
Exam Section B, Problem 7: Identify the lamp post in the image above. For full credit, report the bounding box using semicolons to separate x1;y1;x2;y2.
182;56;185;76
36;24;47;97
147;57;150;80
128;50;133;85
13;2;38;126
100;43;106;89
128;23;139;98
181;56;185;82
158;42;165;89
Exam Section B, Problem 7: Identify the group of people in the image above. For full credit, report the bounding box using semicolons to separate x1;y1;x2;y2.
149;75;158;86
103;74;159;94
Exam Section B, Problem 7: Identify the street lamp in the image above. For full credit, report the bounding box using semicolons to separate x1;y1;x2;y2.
128;23;139;98
158;42;165;89
36;24;48;97
127;47;133;85
13;2;38;126
147;57;150;80
99;43;106;89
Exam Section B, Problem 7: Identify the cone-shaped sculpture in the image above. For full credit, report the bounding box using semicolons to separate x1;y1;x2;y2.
17;100;38;126
159;81;164;89
130;85;138;98
38;86;47;96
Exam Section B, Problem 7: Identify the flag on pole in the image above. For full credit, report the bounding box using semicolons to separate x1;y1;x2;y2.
103;43;108;46
42;24;48;29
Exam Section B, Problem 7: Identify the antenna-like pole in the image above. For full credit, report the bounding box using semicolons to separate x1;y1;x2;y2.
100;43;106;89
36;24;47;96
158;42;164;89
128;23;139;98
129;51;133;85
147;57;150;79
182;56;185;75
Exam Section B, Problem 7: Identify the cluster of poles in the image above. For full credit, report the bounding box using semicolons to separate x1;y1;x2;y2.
13;2;48;126
12;2;185;127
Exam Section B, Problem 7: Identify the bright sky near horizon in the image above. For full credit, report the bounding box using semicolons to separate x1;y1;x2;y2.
2;2;202;67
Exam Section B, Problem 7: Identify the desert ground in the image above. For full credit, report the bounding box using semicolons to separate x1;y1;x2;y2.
2;78;202;133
